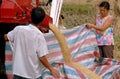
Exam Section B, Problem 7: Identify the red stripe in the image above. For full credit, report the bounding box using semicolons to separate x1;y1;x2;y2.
45;28;89;43
103;58;113;65
65;63;87;79
46;51;62;59
70;37;96;51
7;74;13;79
99;65;113;76
73;54;94;62
5;54;12;61
76;69;87;79
46;37;96;60
110;70;120;79
89;65;98;71
64;29;88;38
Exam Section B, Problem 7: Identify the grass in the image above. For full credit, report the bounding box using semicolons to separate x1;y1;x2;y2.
61;4;95;28
62;4;93;14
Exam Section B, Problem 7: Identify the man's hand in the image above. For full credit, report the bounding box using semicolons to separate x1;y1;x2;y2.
49;68;60;78
39;56;60;78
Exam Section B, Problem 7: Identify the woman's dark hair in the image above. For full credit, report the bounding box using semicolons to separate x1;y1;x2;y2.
31;7;45;24
99;1;110;10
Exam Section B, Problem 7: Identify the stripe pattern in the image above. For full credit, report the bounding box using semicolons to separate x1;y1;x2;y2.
50;0;63;27
5;24;120;79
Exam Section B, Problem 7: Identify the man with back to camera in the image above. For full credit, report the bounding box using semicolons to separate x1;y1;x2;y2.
4;7;60;79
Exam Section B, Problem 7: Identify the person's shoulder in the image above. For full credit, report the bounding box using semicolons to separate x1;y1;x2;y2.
108;14;113;18
13;25;28;33
15;25;25;28
13;25;21;30
96;14;101;17
96;14;101;19
107;15;114;20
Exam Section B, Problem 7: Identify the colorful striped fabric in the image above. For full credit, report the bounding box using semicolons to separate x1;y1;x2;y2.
5;24;120;79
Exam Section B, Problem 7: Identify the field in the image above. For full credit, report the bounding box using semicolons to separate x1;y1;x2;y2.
61;1;120;60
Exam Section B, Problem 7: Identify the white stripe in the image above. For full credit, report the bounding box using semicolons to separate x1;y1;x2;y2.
50;0;63;27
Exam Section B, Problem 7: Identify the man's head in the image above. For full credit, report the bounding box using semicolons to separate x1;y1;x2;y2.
31;7;52;33
31;7;45;25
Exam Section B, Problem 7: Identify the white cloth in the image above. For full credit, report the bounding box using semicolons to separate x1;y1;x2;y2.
7;24;48;78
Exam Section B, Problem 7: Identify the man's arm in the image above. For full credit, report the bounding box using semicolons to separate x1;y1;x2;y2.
39;56;60;78
4;34;8;41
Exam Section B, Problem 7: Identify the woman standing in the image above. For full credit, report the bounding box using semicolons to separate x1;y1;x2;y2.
87;1;114;58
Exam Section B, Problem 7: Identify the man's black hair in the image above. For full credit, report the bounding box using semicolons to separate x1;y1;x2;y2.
99;1;110;10
31;7;45;24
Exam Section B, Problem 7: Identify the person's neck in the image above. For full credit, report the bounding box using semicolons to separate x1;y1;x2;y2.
102;15;108;18
101;13;108;18
31;23;39;29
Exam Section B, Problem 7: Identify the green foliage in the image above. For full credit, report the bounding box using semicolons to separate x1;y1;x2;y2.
62;4;93;14
61;3;95;28
114;35;120;44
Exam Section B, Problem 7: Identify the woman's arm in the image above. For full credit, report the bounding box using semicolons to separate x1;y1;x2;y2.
87;17;113;32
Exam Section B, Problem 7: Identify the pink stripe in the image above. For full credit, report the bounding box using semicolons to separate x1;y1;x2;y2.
45;28;89;43
45;36;57;42
76;69;87;79
110;70;120;79
103;58;113;65
5;54;12;61
45;77;70;79
99;65;113;76
117;62;120;65
7;74;13;79
46;51;62;58
65;63;87;79
70;37;96;51
89;65;98;71
73;54;94;62
65;29;89;38
46;37;96;59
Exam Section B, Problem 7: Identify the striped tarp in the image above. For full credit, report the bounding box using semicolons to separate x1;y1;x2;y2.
5;24;120;79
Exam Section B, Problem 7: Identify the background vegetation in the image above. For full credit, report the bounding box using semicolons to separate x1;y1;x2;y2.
61;4;95;28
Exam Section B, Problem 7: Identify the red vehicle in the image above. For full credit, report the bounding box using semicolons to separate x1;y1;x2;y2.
0;0;39;33
0;0;33;24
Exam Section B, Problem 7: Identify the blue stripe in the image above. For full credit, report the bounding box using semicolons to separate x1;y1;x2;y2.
5;44;11;51
66;31;95;45
47;32;96;51
5;64;12;71
95;66;102;74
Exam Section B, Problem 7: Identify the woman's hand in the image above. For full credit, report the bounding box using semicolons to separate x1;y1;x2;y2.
86;23;95;29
